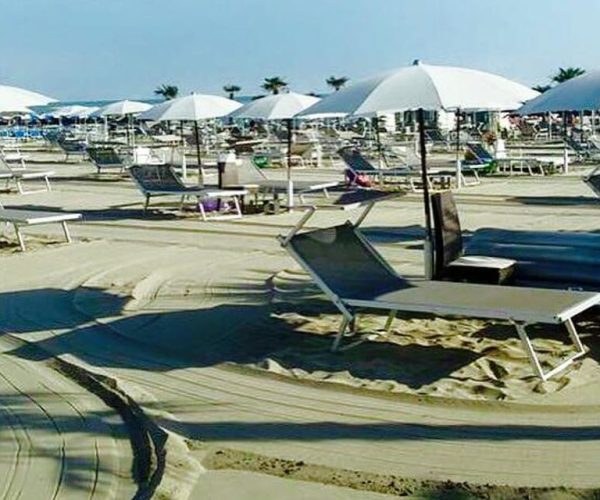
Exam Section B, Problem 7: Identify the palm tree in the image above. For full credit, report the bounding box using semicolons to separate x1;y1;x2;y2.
552;67;585;84
154;84;179;100
326;76;349;91
532;84;552;93
261;77;288;95
223;84;241;100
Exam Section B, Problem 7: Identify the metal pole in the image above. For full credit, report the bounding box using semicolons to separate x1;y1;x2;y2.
194;121;203;185
286;118;294;210
455;108;462;188
418;108;434;279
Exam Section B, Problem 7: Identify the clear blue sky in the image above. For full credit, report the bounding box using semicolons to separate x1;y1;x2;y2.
1;0;598;101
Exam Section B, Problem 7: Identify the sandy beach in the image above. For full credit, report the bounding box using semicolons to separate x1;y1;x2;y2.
0;148;599;498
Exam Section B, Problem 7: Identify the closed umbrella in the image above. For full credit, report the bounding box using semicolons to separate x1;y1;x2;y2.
139;94;241;176
230;92;320;208
299;60;537;277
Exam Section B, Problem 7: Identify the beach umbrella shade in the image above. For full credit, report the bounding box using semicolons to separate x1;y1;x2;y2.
94;99;152;117
299;61;538;277
139;94;242;169
517;70;600;114
47;105;98;118
230;92;321;208
0;84;56;113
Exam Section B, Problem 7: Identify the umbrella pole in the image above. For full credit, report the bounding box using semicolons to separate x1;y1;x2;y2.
194;121;203;185
180;121;187;179
455;108;462;188
418;108;434;279
286;118;294;211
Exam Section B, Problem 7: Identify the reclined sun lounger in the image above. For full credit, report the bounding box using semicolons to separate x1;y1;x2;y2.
57;137;88;162
0;156;54;194
129;164;247;221
87;145;130;174
467;142;563;176
338;146;471;191
278;196;600;381
221;158;338;204
0;204;81;251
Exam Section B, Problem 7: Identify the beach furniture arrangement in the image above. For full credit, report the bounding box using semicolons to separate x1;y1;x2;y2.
0;204;81;251
431;191;516;284
220;157;338;204
129;164;247;220
278;191;600;380
86;145;130;174
0;155;53;194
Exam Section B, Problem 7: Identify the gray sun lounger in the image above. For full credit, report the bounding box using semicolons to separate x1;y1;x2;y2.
221;158;338;203
278;198;600;381
129;164;247;221
87;145;130;174
0;207;81;251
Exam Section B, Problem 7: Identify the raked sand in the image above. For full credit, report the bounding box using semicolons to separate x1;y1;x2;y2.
1;150;600;497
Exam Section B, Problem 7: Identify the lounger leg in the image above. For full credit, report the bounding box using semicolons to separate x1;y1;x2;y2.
232;196;242;219
323;188;330;199
13;224;25;251
513;320;587;381
61;221;72;243
198;199;207;222
332;316;351;352
144;195;150;213
16;179;24;195
44;176;51;192
384;310;397;333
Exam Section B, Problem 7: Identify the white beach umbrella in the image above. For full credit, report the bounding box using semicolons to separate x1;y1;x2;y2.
94;99;152;117
0;84;56;113
229;92;322;209
299;61;538;277
231;92;319;120
48;105;98;118
139;94;242;170
517;70;600;114
299;61;538;118
139;94;241;121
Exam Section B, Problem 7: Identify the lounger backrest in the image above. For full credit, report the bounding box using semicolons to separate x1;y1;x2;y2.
129;164;183;191
221;158;266;186
87;147;123;166
584;169;600;198
466;142;494;163
288;222;408;300
431;191;463;279
59;138;87;153
337;147;377;173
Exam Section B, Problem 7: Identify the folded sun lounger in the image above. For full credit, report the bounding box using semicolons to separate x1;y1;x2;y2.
278;198;600;381
129;164;247;221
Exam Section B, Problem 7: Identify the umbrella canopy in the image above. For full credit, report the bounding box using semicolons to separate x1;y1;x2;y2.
94;99;152;117
298;61;538;117
230;92;319;120
0;84;56;113
517;70;600;114
46;105;98;118
139;94;241;121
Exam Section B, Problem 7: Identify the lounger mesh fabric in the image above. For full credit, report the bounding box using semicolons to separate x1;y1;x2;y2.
584;171;600;197
130;165;189;192
87;147;124;166
290;223;410;300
